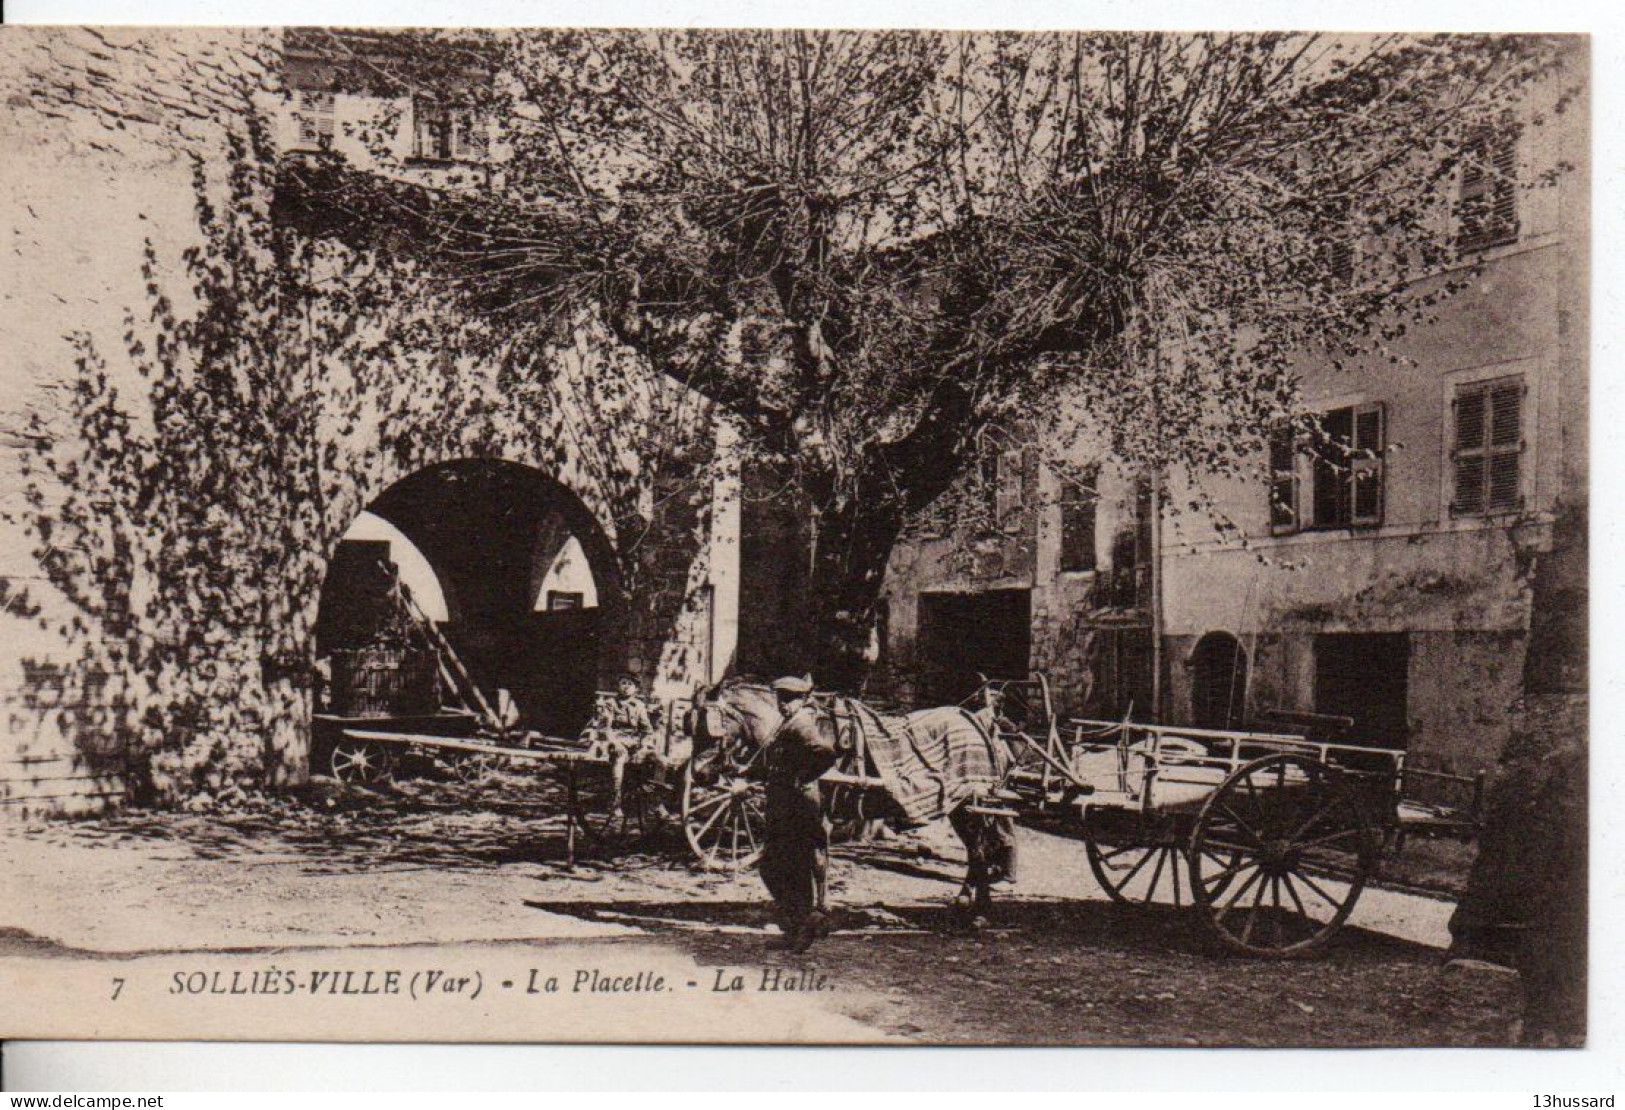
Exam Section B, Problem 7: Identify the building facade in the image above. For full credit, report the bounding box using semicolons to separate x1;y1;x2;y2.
876;57;1588;782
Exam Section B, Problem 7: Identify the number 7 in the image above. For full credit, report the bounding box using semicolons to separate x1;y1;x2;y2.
111;977;125;1001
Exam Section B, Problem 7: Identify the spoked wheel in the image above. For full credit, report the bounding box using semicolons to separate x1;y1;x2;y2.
1083;811;1188;906
1086;841;1191;907
435;749;498;784
571;760;666;850
682;745;765;870
1189;753;1378;957
330;740;396;787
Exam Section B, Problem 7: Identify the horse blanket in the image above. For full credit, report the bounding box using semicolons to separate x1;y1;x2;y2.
849;701;1010;828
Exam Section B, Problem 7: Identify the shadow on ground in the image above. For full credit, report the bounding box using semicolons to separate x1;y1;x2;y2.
22;771;694;875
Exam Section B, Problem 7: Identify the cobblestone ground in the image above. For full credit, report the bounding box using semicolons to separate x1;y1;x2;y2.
0;770;1517;1045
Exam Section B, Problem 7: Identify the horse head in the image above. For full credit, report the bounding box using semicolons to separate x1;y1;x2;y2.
689;676;783;751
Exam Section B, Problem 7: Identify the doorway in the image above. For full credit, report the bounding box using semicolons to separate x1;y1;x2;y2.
1190;632;1248;731
1314;632;1410;748
916;588;1032;706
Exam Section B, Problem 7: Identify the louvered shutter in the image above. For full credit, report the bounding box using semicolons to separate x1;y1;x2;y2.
1486;381;1523;510
1452;377;1523;515
1351;404;1385;525
296;90;334;150
453;113;488;161
1268;425;1299;533
1457;130;1520;255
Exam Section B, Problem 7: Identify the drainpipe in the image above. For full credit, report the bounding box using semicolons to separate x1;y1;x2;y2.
1150;467;1164;724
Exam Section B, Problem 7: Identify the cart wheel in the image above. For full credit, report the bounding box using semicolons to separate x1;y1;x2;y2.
330;740;395;787
1189;753;1378;957
572;762;664;850
682;746;765;870
445;751;498;785
1085;838;1189;907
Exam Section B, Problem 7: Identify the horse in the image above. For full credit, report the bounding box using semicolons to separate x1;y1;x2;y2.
690;676;1018;926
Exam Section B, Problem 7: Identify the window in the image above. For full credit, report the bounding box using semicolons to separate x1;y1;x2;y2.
1456;129;1520;256
1308;403;1385;530
412;100;487;163
294;89;335;151
1057;466;1099;573
1268;425;1300;534
1324;196;1356;284
1272;404;1385;532
546;591;584;611
1451;376;1524;516
977;430;1025;533
739;320;779;365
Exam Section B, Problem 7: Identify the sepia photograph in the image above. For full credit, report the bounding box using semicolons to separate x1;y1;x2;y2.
0;24;1590;1050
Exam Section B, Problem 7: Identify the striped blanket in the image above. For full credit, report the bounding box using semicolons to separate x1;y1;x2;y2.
850;701;1011;828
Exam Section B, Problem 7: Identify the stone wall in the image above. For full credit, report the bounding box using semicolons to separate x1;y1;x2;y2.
0;28;737;816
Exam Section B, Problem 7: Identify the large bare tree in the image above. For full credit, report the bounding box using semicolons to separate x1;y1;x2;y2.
281;30;1568;688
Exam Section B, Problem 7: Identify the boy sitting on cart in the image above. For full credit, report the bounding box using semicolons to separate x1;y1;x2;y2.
590;675;661;818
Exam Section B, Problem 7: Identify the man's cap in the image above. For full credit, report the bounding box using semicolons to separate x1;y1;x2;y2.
770;675;814;696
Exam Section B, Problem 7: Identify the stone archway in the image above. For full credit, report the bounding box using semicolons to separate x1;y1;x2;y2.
318;458;628;738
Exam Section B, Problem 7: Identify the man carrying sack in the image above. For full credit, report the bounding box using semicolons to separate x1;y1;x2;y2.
760;675;838;952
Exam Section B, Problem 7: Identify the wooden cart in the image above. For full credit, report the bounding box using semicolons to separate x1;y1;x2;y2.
314;562;693;864
970;673;1482;957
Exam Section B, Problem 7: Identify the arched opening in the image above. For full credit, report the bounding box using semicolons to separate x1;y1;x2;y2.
1190;632;1248;731
315;459;625;740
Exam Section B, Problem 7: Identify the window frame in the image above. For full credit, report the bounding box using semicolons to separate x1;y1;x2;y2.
1056;464;1100;574
410;98;488;165
974;427;1027;535
293;88;335;152
1450;374;1526;518
1271;402;1386;535
1268;423;1301;535
1455;127;1521;257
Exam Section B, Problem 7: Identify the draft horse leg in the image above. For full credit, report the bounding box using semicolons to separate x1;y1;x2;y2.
948;806;996;928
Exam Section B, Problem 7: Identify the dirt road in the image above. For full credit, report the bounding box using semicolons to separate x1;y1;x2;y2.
0;774;1518;1045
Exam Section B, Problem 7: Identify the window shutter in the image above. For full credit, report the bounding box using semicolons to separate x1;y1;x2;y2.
1454;454;1487;516
1452;377;1523;516
1491;138;1519;239
1268;425;1298;533
1487;454;1521;510
1487;382;1523;510
453;113;488;161
1351;404;1385;525
997;447;1026;530
1455;389;1486;451
1489;382;1521;448
1456;129;1520;255
296;90;334;150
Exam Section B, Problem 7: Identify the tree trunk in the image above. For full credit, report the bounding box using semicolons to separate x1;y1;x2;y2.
802;488;908;694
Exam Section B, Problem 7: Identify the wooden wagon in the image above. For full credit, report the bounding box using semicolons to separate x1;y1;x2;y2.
313;562;695;864
976;674;1483;957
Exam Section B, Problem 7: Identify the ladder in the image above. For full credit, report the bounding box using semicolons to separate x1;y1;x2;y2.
377;560;503;733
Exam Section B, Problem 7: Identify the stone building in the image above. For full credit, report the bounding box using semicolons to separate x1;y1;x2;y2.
0;28;742;815
876;54;1588;783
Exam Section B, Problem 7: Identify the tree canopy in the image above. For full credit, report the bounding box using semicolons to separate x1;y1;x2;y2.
281;30;1574;682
